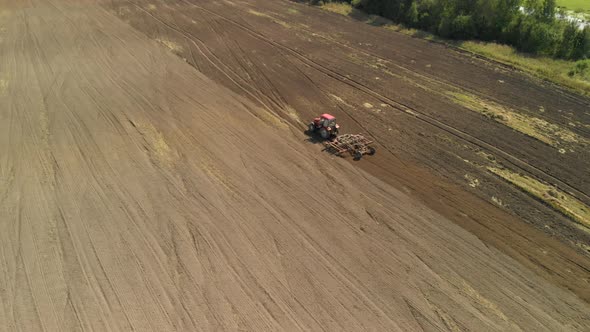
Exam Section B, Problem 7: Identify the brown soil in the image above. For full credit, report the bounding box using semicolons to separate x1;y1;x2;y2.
1;0;589;330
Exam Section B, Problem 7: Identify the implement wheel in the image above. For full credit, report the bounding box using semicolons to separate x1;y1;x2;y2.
353;151;363;161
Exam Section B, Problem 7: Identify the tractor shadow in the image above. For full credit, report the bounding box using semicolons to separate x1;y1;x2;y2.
304;129;338;145
304;130;327;144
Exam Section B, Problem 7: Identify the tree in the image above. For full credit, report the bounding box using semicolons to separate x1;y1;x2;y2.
405;1;419;25
570;27;590;59
452;15;476;39
556;22;577;59
319;0;588;60
541;0;556;21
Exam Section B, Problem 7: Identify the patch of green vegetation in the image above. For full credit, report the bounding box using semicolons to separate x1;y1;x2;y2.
557;0;590;12
287;7;299;14
489;167;590;233
447;91;588;149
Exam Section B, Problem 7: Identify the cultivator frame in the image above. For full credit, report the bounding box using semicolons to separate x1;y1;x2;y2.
323;134;376;160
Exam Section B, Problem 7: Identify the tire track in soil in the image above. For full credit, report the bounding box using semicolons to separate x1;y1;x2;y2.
149;0;590;205
3;0;590;331
245;0;590;134
105;0;590;304
125;0;300;129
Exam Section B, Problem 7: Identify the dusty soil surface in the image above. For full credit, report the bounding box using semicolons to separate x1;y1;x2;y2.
1;0;589;331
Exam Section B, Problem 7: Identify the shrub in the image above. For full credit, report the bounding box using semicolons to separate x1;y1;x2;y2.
313;0;589;60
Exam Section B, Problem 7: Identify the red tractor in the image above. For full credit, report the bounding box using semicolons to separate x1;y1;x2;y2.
308;113;339;140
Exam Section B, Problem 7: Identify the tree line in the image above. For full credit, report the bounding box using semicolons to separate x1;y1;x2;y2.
324;0;590;60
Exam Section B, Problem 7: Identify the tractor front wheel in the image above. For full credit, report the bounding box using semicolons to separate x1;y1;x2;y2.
308;123;315;133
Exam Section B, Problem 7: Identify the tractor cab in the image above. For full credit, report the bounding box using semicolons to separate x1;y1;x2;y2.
309;113;339;139
320;114;336;128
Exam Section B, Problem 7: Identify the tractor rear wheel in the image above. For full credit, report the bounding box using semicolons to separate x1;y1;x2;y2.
320;128;329;139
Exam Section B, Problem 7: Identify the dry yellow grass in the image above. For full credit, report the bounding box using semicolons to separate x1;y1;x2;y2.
198;159;237;194
448;92;588;149
134;121;178;167
247;9;291;28
0;78;8;94
464;174;480;188
461;281;510;323
284;105;303;124
385;23;422;37
489;167;590;232
256;109;289;129
320;2;353;16
155;38;183;53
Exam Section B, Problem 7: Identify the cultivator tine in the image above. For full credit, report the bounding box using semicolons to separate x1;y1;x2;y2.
323;134;375;159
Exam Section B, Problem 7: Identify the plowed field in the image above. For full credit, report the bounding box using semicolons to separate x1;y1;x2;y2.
1;0;589;330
